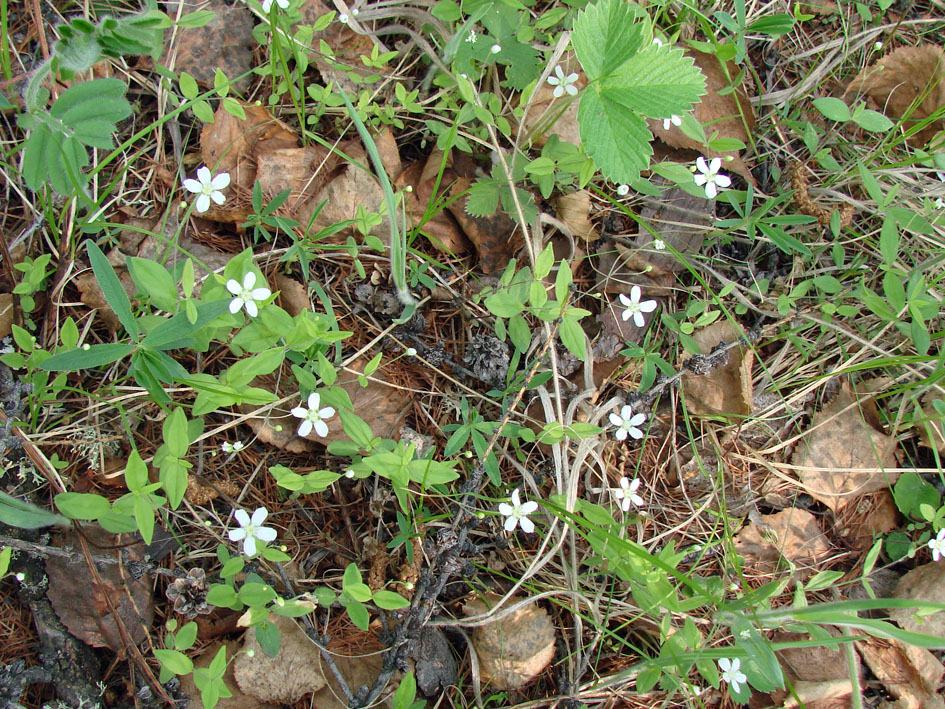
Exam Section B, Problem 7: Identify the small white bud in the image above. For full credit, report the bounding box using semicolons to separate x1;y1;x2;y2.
246;649;255;658
14;572;25;582
82;343;91;350
406;347;417;356
874;41;883;50
490;44;501;54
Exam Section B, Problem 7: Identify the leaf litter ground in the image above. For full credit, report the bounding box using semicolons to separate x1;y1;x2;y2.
2;2;945;708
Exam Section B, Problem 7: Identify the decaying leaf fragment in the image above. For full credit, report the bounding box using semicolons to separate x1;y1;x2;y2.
233;615;327;704
858;635;945;709
46;526;154;652
733;508;831;579
792;382;899;511
464;595;556;690
843;45;945;146
448;177;525;274
891;561;945;639
554;190;598;243
680;321;753;417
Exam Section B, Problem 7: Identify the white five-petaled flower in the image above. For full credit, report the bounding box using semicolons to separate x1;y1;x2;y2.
291;392;336;438
616;184;630;196
739;629;752;640
935;197;945;209
662;114;682;131
609;476;644;511
465;30;477;43
719;658;747;694
609;404;646;442
498;489;539;533
652;239;665;250
693;156;731;199
928;528;945;561
228;507;278;557
618;285;658;327
262;0;289;10
226;271;271;318
221;441;245;454
547;65;579;98
183;167;230;213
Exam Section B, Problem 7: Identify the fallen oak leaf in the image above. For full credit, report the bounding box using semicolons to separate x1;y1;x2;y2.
843;45;945;146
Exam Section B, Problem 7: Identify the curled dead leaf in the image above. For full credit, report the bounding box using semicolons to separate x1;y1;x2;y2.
733;508;832;579
680;320;754;417
843;45;945;146
792;382;899;511
396;159;470;256
464;595;556;690
554;190;598;243
858;636;945;709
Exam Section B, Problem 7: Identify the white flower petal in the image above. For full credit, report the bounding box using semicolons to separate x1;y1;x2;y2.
228;528;247;541
244;300;259;318
226;279;242;295
553;86;564;98
242;271;257;290
608;413;623;427
620;405;633;420
229;297;244;314
307;392;321;410
639;299;658;313
256;526;277;542
719;658;731;672
290;406;308;419
520;501;538;515
628;427;644;439
319;406;335;420
504;516;518;532
705;181;718;200
211;190;226;205
211;172;231;190
716;173;732;189
614;428;628;441
313;419;329;437
630;285;641;303
235;509;251;527
498;503;513;516
708;157;722;173
565;83;578;96
630;494;644;506
251;507;268;526
183;178;201;194
629;413;646;427
297;419;313;437
519;516;535;533
243;536;257;557
510;489;521;506
693;174;708;187
197;166;212;184
195;193;211;213
251;287;271;300
696;156;709;174
633;311;646;328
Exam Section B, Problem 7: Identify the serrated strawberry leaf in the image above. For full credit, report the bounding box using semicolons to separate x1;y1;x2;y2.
466;179;501;217
578;90;652;184
601;45;706;118
572;0;646;81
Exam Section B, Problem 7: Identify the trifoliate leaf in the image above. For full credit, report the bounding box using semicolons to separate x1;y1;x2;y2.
571;0;646;81
578;91;652;184
601;45;706;118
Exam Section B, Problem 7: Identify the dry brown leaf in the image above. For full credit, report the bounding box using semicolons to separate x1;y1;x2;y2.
46;526;154;652
0;293;13;340
733;508;831;579
680;320;754;417
448;177;526;274
916;392;945;453
650;49;756;181
858;636;945;709
299;0;385;94
844;45;945;146
162;0;255;94
771;628;854;709
274;274;310;316
464;595;556;691
180;641;272;709
411;627;458;696
395;159;470;255
373;127;402;182
891;562;945;639
233;615;327;704
792;382;899;511
200;102;298;193
799;0;839;14
834;489;899;549
631;182;712;276
554;190;598;242
297;141;390;243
